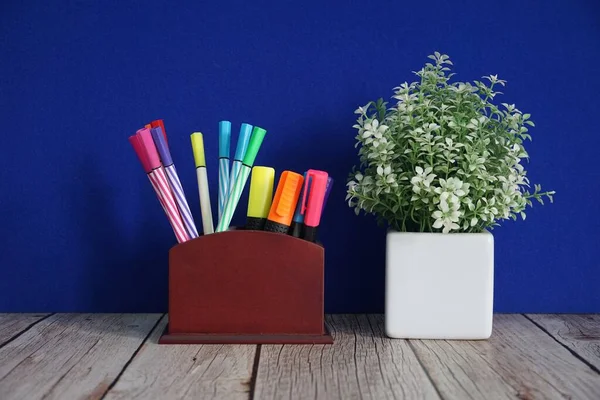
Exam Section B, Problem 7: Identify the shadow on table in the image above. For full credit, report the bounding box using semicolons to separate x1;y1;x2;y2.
325;314;388;339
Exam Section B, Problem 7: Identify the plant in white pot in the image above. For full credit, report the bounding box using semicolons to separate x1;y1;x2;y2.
346;52;554;339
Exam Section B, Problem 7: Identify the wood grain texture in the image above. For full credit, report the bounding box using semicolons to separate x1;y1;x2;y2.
253;314;440;400
0;313;161;400
0;314;49;345
527;314;600;371
104;316;256;400
410;314;600;400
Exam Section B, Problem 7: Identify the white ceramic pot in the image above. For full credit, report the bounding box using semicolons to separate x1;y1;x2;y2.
385;231;494;339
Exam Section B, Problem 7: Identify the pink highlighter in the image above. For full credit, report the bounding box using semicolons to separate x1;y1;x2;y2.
301;169;329;242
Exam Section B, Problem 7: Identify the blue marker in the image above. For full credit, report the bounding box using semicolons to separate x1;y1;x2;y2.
290;172;308;238
226;123;253;205
218;121;232;219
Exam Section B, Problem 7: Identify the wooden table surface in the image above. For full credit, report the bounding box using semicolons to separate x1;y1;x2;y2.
0;314;598;399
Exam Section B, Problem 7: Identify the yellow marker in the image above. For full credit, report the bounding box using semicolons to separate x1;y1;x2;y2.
190;132;206;167
190;132;213;234
246;167;275;230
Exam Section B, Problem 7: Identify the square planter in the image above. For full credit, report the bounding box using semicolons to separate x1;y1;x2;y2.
385;231;494;339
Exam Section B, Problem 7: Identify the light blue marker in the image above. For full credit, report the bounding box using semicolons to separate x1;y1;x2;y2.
218;121;231;219
226;123;253;205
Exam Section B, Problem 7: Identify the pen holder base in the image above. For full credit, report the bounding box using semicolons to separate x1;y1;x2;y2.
159;229;333;344
159;325;333;344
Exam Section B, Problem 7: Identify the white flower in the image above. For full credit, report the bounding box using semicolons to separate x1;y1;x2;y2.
432;190;463;233
411;166;436;194
362;119;389;139
439;192;460;209
434;177;468;197
432;207;461;234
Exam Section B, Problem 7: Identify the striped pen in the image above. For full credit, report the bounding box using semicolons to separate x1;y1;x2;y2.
151;127;199;239
218;121;231;219
216;126;267;232
138;128;190;243
227;123;253;205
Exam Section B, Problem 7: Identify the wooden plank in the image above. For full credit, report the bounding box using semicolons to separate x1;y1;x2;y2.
526;314;600;372
104;317;256;400
0;314;50;345
253;314;440;400
410;314;600;399
0;313;161;400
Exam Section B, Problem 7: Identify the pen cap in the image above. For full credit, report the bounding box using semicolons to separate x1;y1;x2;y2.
292;172;308;223
322;177;334;210
129;134;151;173
267;171;304;227
302;170;329;228
242;127;267;166
137;128;161;170
151;127;173;166
233;123;253;161
219;121;231;158
150;119;168;143
190;132;206;168
247;166;275;219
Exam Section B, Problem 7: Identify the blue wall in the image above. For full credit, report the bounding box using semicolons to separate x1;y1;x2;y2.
1;0;599;312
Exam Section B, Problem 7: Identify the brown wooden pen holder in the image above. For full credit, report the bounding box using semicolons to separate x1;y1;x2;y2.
159;229;333;344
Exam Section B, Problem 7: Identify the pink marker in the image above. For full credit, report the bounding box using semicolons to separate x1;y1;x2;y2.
301;169;329;242
137;128;190;243
129;135;168;215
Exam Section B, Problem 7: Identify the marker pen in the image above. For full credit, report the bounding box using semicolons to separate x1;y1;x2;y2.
290;172;308;238
264;171;304;234
216;126;267;232
227;123;253;204
151;127;198;239
191;132;214;235
218;121;232;219
301;170;329;242
246;166;275;230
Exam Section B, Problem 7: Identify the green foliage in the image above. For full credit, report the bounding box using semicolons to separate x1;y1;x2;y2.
346;52;555;233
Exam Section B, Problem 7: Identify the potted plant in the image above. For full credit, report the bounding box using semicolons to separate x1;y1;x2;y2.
346;52;554;339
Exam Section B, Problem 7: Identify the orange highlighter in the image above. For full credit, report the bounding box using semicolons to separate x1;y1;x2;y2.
264;171;305;234
301;170;329;242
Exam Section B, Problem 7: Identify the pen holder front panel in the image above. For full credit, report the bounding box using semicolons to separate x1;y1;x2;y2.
161;229;332;344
